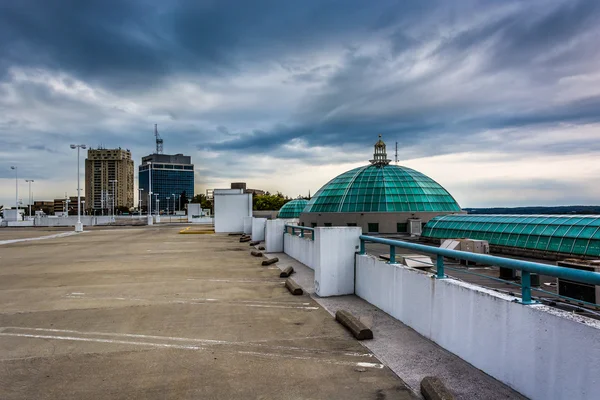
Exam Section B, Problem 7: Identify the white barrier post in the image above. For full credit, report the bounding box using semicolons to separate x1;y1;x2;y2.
251;218;267;241
243;216;253;235
265;219;286;252
314;227;362;297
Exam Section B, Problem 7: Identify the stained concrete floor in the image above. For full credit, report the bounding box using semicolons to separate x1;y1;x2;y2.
0;226;414;399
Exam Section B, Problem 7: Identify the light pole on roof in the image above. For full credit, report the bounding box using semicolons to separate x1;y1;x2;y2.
10;166;17;210
70;144;87;232
25;179;34;217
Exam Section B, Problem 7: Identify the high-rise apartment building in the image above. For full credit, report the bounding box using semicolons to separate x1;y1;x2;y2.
85;148;134;213
139;153;194;212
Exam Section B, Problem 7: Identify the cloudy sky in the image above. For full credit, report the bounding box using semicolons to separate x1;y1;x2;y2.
1;0;599;208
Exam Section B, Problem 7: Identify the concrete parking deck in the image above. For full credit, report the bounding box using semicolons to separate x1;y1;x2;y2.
0;226;414;399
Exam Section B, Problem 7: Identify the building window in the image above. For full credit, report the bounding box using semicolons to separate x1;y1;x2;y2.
324;223;332;227
311;222;317;228
368;223;379;233
397;223;407;233
347;223;357;226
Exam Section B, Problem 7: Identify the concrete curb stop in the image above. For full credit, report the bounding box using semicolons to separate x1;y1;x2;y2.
285;279;303;295
240;237;251;243
420;376;455;400
262;257;278;266
279;266;294;278
251;250;263;257
335;310;373;340
249;241;260;246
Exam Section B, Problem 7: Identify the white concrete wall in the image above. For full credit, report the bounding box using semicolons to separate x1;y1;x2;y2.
214;192;252;233
243;216;253;235
190;217;213;224
35;216;97;227
284;233;315;269
187;203;202;222
3;209;23;222
314;227;362;297
265;219;286;252
355;254;600;400
7;220;34;227
251;218;266;241
95;216;114;225
283;227;362;297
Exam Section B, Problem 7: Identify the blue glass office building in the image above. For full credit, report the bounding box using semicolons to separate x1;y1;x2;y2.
139;153;194;213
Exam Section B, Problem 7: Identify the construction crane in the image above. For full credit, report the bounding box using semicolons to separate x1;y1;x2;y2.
154;124;163;154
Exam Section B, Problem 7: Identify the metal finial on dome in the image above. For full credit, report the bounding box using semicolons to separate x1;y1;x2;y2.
370;135;391;166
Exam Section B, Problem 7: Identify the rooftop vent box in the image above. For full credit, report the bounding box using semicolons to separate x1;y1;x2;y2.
556;259;600;304
408;218;422;236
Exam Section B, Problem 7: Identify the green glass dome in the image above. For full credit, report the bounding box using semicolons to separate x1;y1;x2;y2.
278;199;309;218
303;164;461;213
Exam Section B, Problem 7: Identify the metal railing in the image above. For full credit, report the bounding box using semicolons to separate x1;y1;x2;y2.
284;224;315;240
359;235;600;305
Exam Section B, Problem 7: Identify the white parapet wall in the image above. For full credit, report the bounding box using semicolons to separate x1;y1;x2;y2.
7;220;34;227
3;209;23;222
284;232;315;269
251;218;267;241
190;216;213;224
355;254;600;400
264;219;299;252
35;216;97;227
283;227;362;297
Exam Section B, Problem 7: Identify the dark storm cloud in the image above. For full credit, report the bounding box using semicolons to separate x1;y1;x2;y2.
0;0;431;90
206;0;600;158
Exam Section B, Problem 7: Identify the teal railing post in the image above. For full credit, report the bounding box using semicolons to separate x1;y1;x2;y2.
360;238;365;255
300;228;305;238
291;227;295;236
436;256;445;279
389;245;396;264
521;270;533;304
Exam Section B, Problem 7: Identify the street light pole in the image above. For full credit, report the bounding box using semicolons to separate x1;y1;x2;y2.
156;198;160;223
138;188;144;217
147;162;153;225
172;193;175;222
70;144;87;232
25;179;34;217
10;166;18;211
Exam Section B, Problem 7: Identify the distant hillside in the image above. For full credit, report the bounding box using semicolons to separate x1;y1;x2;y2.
463;206;600;215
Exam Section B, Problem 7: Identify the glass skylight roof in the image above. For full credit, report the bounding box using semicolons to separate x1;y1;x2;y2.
423;214;600;257
278;199;309;218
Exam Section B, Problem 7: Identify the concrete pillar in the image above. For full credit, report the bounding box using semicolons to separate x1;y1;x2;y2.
314;227;362;297
251;218;267;241
243;216;253;235
265;219;286;252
